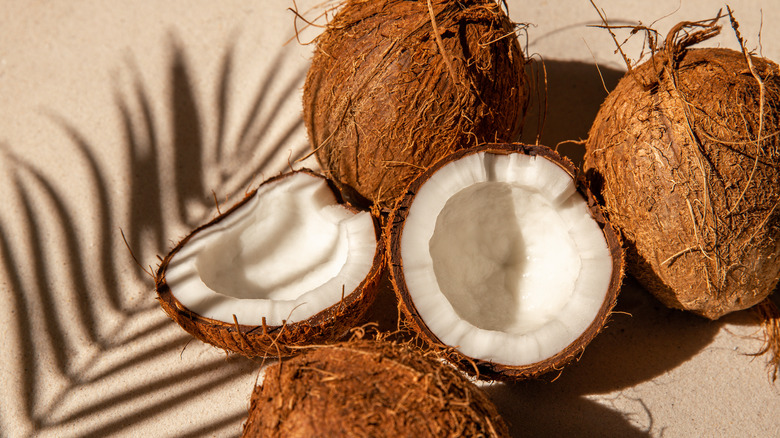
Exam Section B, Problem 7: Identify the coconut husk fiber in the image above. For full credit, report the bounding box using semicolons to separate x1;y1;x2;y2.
303;0;529;209
584;19;780;320
242;338;509;437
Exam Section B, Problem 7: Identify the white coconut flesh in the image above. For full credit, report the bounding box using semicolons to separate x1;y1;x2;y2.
163;173;377;327
400;152;613;366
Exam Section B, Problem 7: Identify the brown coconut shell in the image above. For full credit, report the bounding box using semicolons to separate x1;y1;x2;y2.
387;143;624;380
154;170;385;358
303;0;529;209
584;30;780;320
242;338;509;437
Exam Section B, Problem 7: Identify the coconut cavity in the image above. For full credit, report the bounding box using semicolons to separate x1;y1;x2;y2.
429;181;583;335
242;339;509;437
390;145;622;378
155;170;383;357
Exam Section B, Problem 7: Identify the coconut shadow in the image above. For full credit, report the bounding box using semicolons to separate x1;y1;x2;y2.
521;59;625;167
485;59;725;436
484;278;723;437
520;59;724;381
487;382;654;437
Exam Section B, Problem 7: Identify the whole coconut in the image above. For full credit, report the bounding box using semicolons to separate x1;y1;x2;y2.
387;143;624;381
242;338;509;437
303;0;529;208
584;22;780;320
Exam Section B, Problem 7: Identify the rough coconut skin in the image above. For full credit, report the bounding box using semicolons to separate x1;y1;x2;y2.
242;339;509;437
303;0;529;209
585;45;780;320
387;143;624;380
154;170;385;358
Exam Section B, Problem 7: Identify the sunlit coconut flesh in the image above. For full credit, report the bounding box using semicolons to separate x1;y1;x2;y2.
155;170;383;357
388;144;623;380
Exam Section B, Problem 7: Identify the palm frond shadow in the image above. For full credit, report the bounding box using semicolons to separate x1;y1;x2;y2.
14;158;103;344
79;361;252;438
60;356;245;427
14;172;73;379
0;221;38;431
218;51;310;199
45;112;138;312
170;36;207;225
0;30;311;437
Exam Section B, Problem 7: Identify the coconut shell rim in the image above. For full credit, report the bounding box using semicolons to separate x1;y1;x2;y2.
387;143;625;380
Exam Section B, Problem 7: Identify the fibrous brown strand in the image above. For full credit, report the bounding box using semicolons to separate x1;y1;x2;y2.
751;297;780;382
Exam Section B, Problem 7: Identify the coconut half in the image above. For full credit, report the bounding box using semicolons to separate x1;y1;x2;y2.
388;144;623;379
155;170;384;357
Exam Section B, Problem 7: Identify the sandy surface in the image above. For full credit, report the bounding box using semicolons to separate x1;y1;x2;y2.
0;1;778;437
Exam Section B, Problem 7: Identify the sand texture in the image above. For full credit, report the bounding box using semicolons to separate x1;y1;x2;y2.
0;1;778;436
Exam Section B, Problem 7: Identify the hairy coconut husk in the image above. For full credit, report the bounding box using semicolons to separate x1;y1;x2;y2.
584;22;780;320
242;337;509;437
387;143;624;380
751;296;780;381
155;170;385;358
303;0;529;209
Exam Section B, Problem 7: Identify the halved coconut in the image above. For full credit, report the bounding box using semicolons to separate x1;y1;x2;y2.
155;170;384;357
387;144;624;380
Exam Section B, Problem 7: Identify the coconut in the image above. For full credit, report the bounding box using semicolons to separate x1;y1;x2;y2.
387;143;624;380
154;170;384;357
584;21;780;320
303;0;529;209
242;338;509;437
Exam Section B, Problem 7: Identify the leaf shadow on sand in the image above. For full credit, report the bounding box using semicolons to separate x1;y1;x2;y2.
0;29;311;437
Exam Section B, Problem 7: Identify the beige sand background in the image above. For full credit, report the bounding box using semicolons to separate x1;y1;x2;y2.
0;1;778;436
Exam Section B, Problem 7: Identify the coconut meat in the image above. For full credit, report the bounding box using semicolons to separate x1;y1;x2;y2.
164;173;377;327
400;152;613;366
